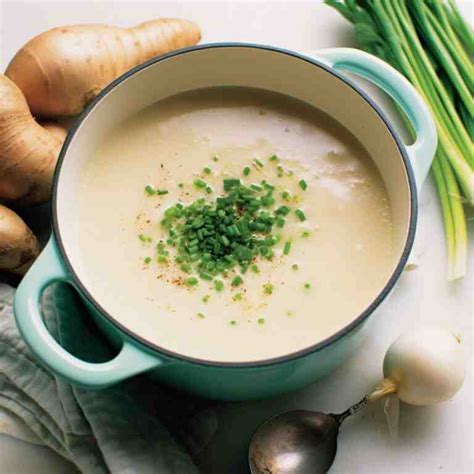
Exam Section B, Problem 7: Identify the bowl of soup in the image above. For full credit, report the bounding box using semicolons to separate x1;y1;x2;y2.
14;44;436;400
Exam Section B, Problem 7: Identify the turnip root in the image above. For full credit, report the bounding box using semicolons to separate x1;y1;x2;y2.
6;18;201;118
0;205;39;274
369;327;466;406
0;74;66;205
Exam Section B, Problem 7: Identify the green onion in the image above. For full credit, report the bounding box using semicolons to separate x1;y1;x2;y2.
213;155;219;162
178;183;184;188
187;277;199;286
156;189;169;195
254;159;264;168
251;264;260;274
269;154;279;162
143;256;152;264
304;282;311;289
230;320;237;325
243;166;251;176
197;312;205;319
283;241;292;255
214;279;224;292
203;167;212;174
326;0;471;280
292;263;299;270
257;318;265;325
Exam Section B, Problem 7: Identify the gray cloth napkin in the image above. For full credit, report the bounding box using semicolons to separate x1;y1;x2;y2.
0;282;217;473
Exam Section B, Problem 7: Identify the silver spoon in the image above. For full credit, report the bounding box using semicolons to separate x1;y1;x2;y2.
248;395;369;474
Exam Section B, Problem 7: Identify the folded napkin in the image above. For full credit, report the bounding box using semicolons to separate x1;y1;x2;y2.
0;282;217;473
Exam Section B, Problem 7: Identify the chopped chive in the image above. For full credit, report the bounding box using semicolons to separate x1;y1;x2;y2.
231;275;243;287
254;159;264;168
157;255;168;263
197;312;205;319
230;320;237;325
243;166;251;176
202;294;210;303
269;154;279;162
203;167;212;174
212;155;219;162
263;283;274;295
233;292;243;301
257;318;265;325
178;183;184;188
143;256;152;264
186;277;199;286
214;279;224;292
304;282;311;289
302;230;311;238
276;217;286;228
223;178;241;191
292;264;299;271
250;184;263;192
298;179;308;191
156;189;169;195
251;264;260;274
281;190;291;201
199;271;213;281
295;209;306;221
205;186;213;194
283;241;292;255
145;185;156;195
193;179;207;188
275;205;290;216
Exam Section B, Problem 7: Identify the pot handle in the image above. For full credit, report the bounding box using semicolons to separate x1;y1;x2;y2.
14;238;163;389
307;48;437;191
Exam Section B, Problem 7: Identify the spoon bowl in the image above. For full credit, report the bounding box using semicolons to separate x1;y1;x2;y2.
249;410;340;474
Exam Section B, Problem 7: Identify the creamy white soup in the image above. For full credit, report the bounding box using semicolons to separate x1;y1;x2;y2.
77;87;394;362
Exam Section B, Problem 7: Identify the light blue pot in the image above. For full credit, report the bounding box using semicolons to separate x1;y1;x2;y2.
14;45;437;401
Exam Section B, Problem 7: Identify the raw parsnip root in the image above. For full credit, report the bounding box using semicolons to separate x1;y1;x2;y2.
0;205;39;274
0;74;66;205
41;121;68;142
6;18;201;117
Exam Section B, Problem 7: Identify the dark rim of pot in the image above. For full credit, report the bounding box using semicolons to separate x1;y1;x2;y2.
52;43;418;368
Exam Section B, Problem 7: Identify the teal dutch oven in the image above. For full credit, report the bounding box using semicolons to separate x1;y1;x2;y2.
14;45;437;401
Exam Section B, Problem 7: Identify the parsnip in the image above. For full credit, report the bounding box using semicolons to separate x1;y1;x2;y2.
6;18;201;117
42;121;68;142
0;74;66;205
0;205;39;274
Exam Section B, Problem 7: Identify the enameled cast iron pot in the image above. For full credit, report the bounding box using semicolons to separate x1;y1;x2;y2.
14;45;437;401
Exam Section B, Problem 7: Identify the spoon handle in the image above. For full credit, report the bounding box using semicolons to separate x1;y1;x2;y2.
332;394;370;425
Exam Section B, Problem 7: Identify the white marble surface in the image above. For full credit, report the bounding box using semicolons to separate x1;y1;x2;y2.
0;1;472;473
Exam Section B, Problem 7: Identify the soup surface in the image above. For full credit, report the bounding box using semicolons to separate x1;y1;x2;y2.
77;87;394;362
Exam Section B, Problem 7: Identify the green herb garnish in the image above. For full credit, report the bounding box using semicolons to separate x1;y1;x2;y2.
231;275;243;287
283;241;292;255
243;166;251;176
299;179;308;191
145;185;156;195
193;179;207;189
143;256;152;264
203;167;212;174
292;263;299;271
263;283;274;295
257;318;265;325
186;277;199;287
197;312;205;319
295;209;306;221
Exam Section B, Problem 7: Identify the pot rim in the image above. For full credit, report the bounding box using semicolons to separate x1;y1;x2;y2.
52;43;418;368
